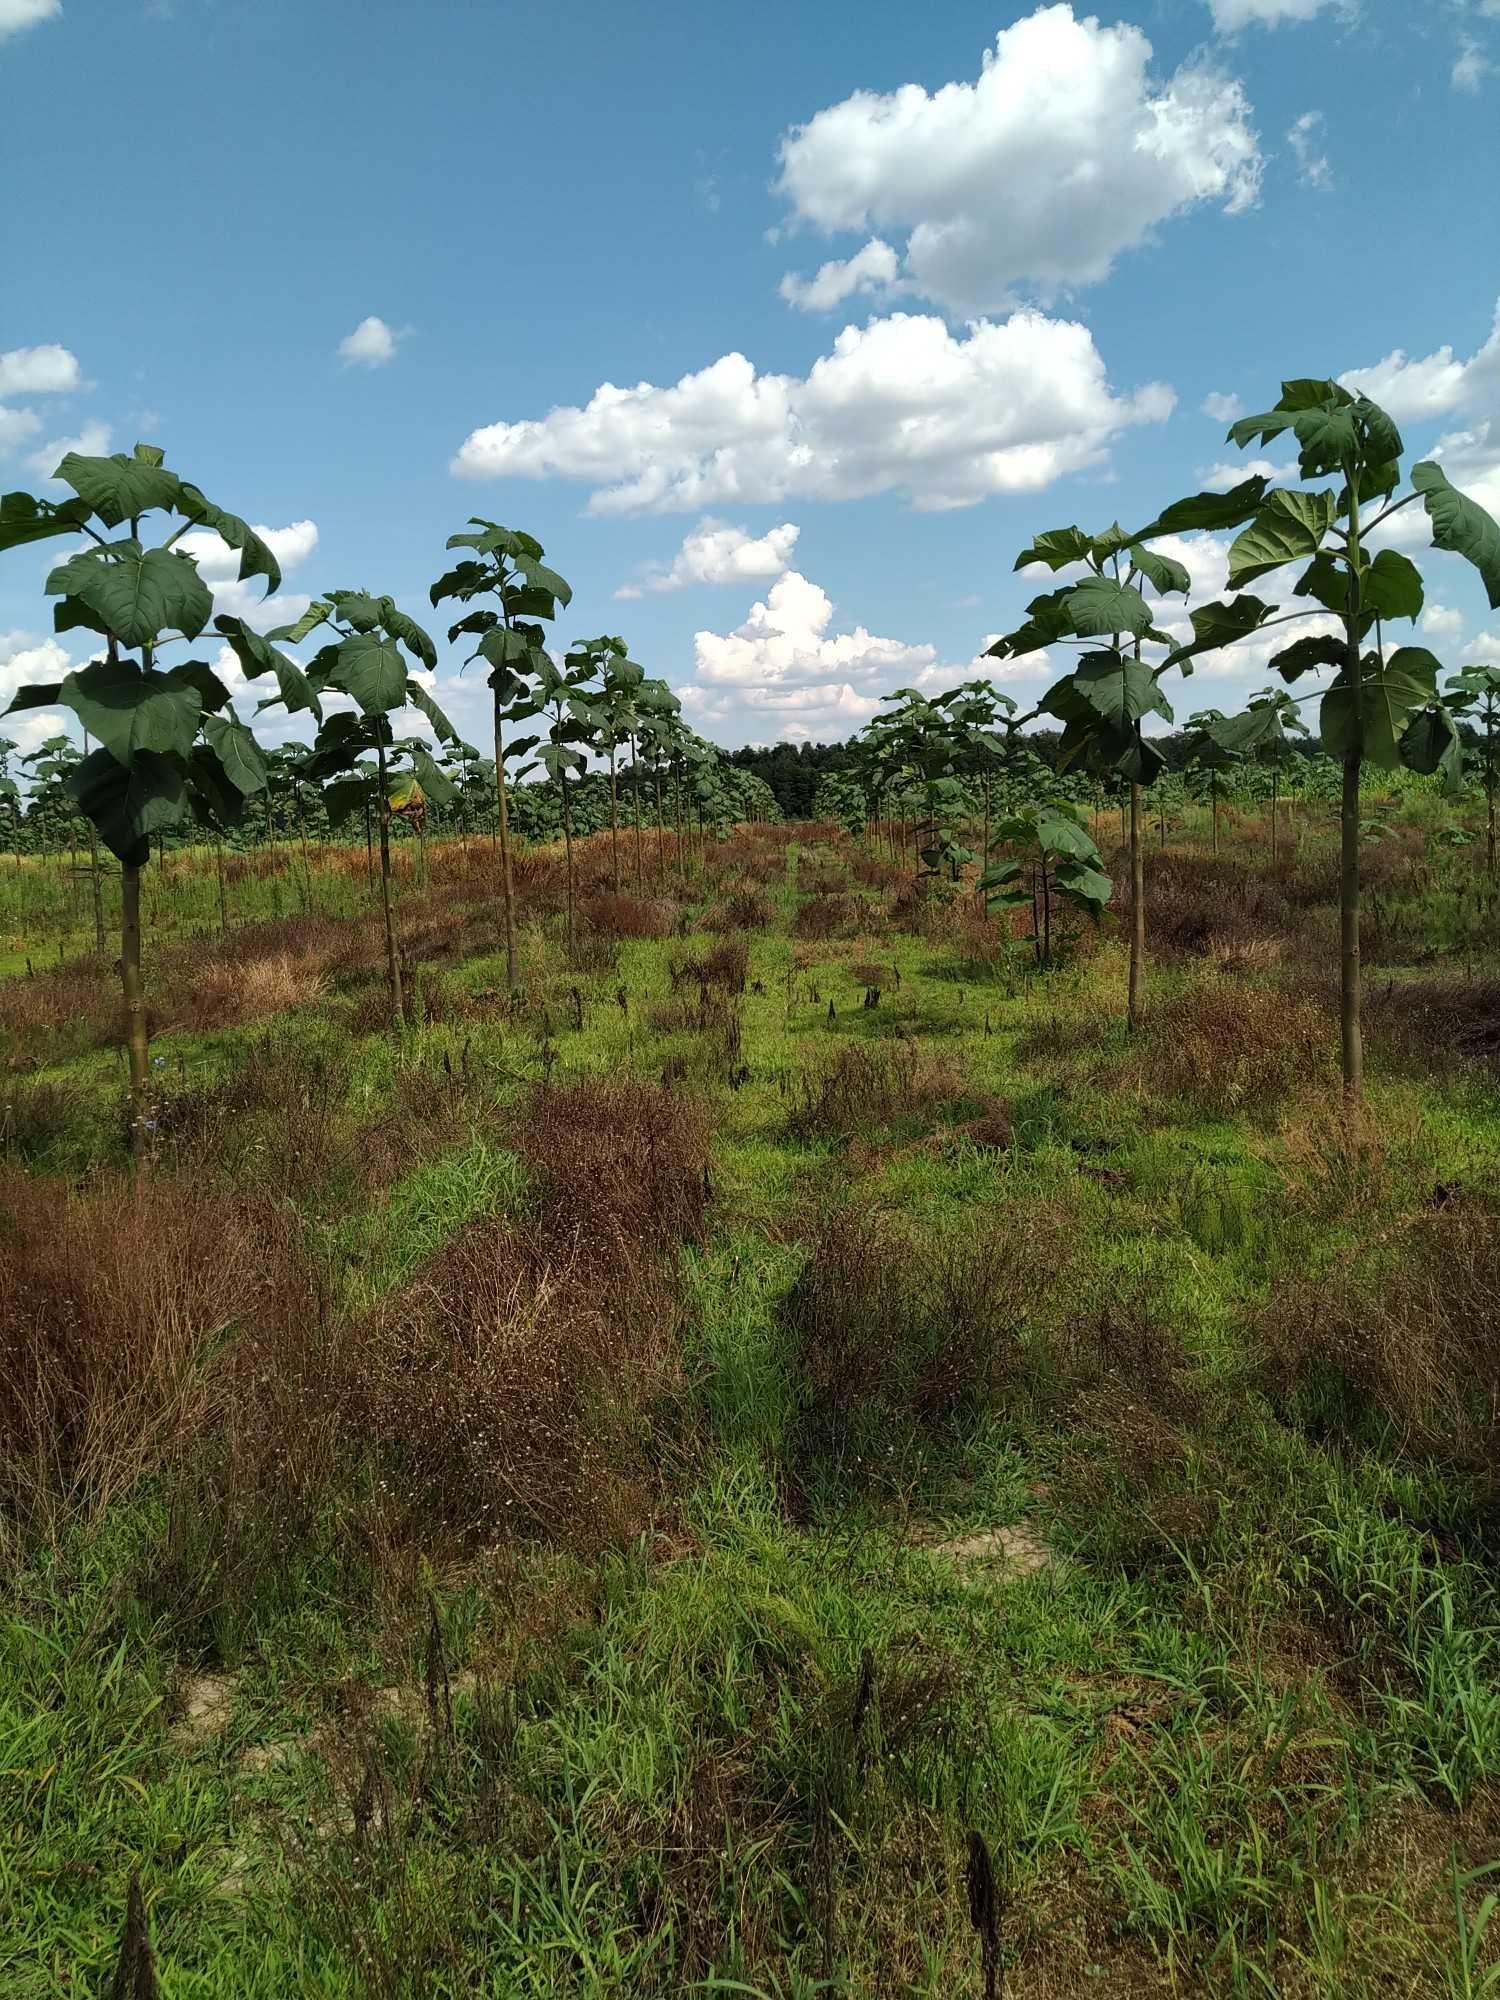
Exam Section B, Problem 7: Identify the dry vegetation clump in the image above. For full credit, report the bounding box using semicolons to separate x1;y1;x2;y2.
581;890;678;939
1255;1197;1500;1487
668;936;749;997
1368;974;1500;1075
701;885;774;932
1144;850;1298;961
792;893;860;940
0;1165;320;1527
185;951;330;1025
786;1040;965;1142
0;956;118;1065
1107;974;1333;1116
335;1216;682;1544
800;864;850;899
520;1077;713;1251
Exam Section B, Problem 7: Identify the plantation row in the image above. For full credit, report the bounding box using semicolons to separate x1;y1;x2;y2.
3;371;1500;1140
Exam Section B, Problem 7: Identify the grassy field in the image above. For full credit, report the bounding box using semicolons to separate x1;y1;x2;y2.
3;801;1499;1997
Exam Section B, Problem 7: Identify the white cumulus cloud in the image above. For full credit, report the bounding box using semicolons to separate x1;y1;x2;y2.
1421;603;1464;641
0;634;72;711
779;238;901;313
1339;299;1500;421
1453;37;1490;93
453;310;1174;514
1201;391;1243;422
1286;111;1333;191
693;571;934;692
0;405;42;453
178;517;319;628
26;419;111;480
773;5;1260;317
616;518;800;598
338;316;401;367
0;0;61;41
1207;0;1334;29
0;344;80;397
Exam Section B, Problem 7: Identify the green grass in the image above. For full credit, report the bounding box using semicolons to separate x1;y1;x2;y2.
3;820;1500;1994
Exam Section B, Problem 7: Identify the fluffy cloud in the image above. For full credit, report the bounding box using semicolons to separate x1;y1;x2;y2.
1339;300;1500;421
0;405;42;452
1199;455;1292;492
1201;391;1243;422
177;517;319;627
0;0;61;41
0;634;72;710
338;316;401;367
615;517;799;598
26;419;111;480
1421;603;1464;641
453;310;1174;514
773;6;1260;317
693;571;934;690
778;239;900;314
1286;111;1333;191
1207;0;1333;28
0;344;80;397
1453;37;1490;93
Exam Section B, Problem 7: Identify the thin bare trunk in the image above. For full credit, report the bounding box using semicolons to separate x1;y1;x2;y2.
495;695;518;987
376;744;404;1030
1127;780;1144;1033
121;860;149;1164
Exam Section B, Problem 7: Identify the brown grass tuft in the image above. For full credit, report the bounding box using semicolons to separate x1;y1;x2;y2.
787;1041;964;1142
520;1078;713;1252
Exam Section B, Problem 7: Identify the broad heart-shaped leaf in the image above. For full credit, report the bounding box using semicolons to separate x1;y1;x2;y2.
47;541;214;647
1062;576;1153;638
447;609;497;644
475;624;536;668
214;615;322;719
0;489;92;551
330;632;408;715
321;774;372;827
1227;488;1334;588
176;486;282;592
1293;552;1354;616
1139;476;1270;537
406;678;457;744
987;588;1076;658
1399;703;1463;792
200;711;268;795
1162;594;1277;669
55;657;203;765
1289;402;1358;478
1054;860;1113;910
1413;460;1500;609
429;560;489;607
1034;813;1098;862
1012;525;1094;572
1207;703;1294;753
267;600;333;645
54;449;182;527
1360;548;1424;622
165;658;233;714
407;743;456;806
1352;395;1403;471
505;584;567;622
1322;646;1440;768
327;590;384;632
380;599;437;669
1270;633;1348;682
1127;543;1190;597
68;744;186;865
1073;651;1171;729
187;743;253;828
513;554;573;607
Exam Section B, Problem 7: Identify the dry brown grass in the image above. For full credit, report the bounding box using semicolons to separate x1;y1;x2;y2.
0;1166;319;1527
787;1040;965;1142
581;891;678;939
1107;975;1333;1116
187;952;330;1024
668;936;750;998
520;1077;713;1252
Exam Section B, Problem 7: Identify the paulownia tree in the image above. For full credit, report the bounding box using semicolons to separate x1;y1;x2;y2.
981;801;1111;967
1204;685;1308;866
430;521;571;988
288;591;456;1027
1204;379;1500;1100
1445;663;1500;876
1;444;297;1152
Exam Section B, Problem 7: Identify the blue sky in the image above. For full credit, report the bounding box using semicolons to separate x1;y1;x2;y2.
3;0;1500;765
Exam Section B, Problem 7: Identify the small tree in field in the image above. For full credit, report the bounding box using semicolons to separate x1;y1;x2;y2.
1205;685;1308;865
2;444;297;1153
1204;379;1500;1101
1445;664;1500;876
430;521;571;989
0;736;19;866
291;591;457;1026
982;801;1111;967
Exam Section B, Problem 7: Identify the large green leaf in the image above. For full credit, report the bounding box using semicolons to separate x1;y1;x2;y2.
1360;548;1424;622
1412;460;1500;609
429;560;489;606
1227;489;1334;587
56;658;204;764
1072;651;1170;728
1054;860;1113;910
214;615;322;719
1128;543;1191;597
406;678;457;743
1269;633;1348;682
1063;576;1153;639
1163;595;1277;669
407;744;456;807
54;447;181;527
1140;477;1270;536
268;600;333;644
1398;703;1461;788
68;745;186;864
1012;526;1094;572
332;632;408;715
0;490;93;552
201;711;268;794
321;775;372;826
328;590;384;632
380;599;438;669
1293;553;1354;616
513;554;573;607
47;541;213;647
986;589;1076;659
1322;645;1440;768
177;485;282;592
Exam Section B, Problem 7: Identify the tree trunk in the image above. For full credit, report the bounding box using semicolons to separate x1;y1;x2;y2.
609;748;621;893
560;765;577;963
376;745;404;1030
630;735;645;895
295;786;313;912
364;796;375;891
1127;781;1145;1033
215;835;228;940
654;769;666;880
1487;729;1496;879
1339;496;1366;1108
1270;770;1279;869
495;694;519;988
1211;779;1220;856
121;860;150;1163
87;818;106;956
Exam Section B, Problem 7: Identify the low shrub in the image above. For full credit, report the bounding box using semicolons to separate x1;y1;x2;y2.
787;1040;964;1142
